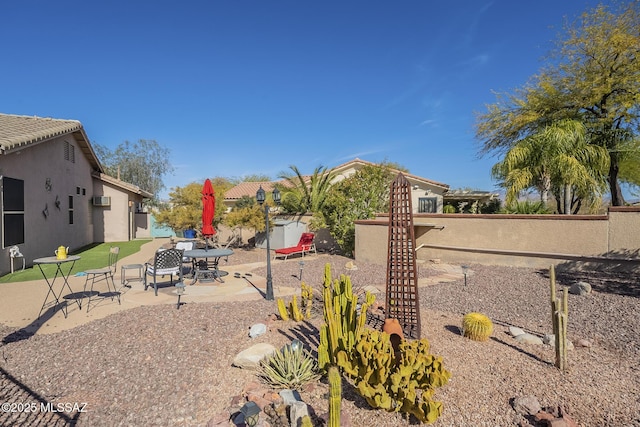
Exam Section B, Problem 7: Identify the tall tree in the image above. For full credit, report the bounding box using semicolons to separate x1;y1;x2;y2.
94;139;174;204
492;119;609;213
476;2;640;206
154;180;227;234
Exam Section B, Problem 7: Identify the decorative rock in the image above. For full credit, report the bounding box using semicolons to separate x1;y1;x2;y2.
514;333;543;345
206;412;230;426
512;395;542;416
509;326;526;337
542;334;574;350
345;261;358;270
569;281;592;295
279;389;302;405
249;323;268;338
232;343;277;370
577;338;592;348
535;411;555;422
289;401;310;427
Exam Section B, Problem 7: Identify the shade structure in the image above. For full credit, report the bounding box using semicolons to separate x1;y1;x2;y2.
201;179;216;238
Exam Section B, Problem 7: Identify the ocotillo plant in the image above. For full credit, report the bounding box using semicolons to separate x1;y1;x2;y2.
550;265;569;371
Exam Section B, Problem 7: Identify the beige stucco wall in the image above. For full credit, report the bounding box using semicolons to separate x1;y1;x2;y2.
0;136;94;272
355;210;640;269
92;181;150;242
607;207;640;256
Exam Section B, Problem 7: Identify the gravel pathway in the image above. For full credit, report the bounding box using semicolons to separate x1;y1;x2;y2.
1;248;639;426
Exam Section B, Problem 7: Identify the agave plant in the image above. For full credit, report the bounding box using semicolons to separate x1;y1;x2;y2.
258;343;319;389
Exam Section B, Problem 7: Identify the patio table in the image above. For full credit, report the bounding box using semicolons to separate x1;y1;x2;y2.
33;255;82;319
184;248;233;284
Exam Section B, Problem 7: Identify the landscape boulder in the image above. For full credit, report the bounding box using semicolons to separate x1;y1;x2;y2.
232;343;277;370
569;281;592;296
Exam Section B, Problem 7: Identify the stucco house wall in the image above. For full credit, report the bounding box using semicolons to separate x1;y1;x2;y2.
0;114;153;275
0;135;95;269
92;174;151;242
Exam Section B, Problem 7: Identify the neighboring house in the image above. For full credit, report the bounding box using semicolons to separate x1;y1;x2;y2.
223;158;452;214
223;181;280;212
0;113;151;274
328;158;451;213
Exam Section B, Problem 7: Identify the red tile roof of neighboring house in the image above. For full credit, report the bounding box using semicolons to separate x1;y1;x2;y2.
224;181;277;200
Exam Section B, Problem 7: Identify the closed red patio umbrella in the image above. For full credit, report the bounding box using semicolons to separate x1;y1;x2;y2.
201;179;216;247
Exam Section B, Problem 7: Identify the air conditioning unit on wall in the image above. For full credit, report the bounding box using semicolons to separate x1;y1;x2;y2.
93;196;111;206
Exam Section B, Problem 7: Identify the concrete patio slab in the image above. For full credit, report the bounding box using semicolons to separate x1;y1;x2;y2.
0;238;297;337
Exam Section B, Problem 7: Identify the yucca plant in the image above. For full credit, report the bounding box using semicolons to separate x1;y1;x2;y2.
258;343;319;389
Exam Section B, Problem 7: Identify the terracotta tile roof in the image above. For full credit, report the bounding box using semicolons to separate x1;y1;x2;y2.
0;113;83;151
224;181;277;200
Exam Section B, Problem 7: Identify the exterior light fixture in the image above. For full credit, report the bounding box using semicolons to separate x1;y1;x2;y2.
256;186;281;300
175;282;186;309
298;260;305;281
461;265;469;288
239;401;260;427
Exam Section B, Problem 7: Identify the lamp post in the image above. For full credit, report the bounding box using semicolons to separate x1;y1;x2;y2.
256;186;280;300
461;265;469;288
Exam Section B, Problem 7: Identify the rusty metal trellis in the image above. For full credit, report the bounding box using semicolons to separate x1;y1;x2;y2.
385;173;421;339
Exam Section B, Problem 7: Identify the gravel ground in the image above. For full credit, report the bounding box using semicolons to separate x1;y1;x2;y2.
1;247;639;426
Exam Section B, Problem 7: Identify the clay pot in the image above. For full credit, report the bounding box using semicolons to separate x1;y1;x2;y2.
383;318;404;339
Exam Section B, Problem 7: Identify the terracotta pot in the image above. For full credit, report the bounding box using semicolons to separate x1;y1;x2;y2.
383;318;404;339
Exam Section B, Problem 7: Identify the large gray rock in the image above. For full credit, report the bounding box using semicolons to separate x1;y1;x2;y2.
509;326;525;337
512;395;542;416
289;401;310;427
514;333;543;345
279;389;302;405
232;343;277;370
569;281;592;296
249;323;267;338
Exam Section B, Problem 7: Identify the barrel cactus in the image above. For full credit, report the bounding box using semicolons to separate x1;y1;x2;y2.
462;312;493;341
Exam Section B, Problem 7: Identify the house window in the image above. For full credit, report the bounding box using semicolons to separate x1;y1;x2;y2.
418;197;437;213
2;177;25;247
64;141;75;163
68;195;74;225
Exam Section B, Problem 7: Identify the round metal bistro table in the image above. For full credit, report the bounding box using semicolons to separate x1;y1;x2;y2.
33;255;82;319
183;248;233;284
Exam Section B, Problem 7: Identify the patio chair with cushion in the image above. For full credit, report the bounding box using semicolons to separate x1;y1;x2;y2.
273;232;317;261
82;246;120;312
175;240;195;274
144;248;184;296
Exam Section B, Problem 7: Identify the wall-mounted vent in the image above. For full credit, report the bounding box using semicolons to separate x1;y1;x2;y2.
93;196;111;206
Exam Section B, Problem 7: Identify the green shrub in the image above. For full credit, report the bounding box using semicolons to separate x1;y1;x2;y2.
443;204;456;213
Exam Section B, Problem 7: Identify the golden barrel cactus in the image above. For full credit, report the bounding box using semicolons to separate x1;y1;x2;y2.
462;312;493;341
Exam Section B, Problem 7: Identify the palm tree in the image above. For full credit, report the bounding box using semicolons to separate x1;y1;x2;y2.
278;165;334;215
492;119;609;214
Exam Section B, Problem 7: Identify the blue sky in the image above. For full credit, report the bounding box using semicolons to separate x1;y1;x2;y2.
2;0;610;198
